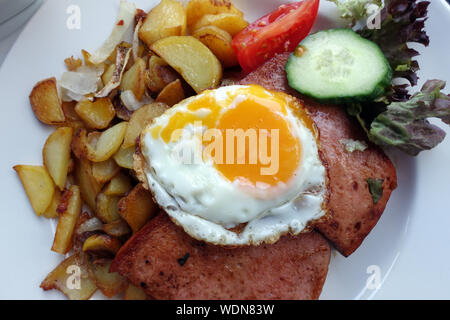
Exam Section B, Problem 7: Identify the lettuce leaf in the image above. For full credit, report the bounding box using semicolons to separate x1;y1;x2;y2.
328;0;383;26
369;80;450;155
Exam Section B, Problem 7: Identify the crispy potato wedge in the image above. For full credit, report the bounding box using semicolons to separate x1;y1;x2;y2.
118;184;159;233
139;0;187;47
113;145;135;170
74;98;116;130
74;158;102;210
40;254;97;300
82;234;122;255
14;165;55;216
87;259;127;298
102;63;116;86
123;103;169;148
64;56;83;71
192;13;248;36
120;58;146;101
72;122;128;163
102;219;131;237
43;127;73;190
156;79;185;107
193;25;237;68
146;55;179;93
92;158;120;185
96;192;121;223
52;186;82;254
29;78;65;125
43;189;61;219
186;0;243;29
152;36;222;93
103;173;133;196
124;283;148;300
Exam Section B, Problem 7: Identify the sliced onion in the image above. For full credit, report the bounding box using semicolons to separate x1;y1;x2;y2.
120;90;154;111
89;0;136;65
95;44;132;98
76;217;103;234
132;19;143;62
59;65;104;102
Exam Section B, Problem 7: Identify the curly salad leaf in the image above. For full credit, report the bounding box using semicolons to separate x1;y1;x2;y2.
329;0;383;26
369;80;450;155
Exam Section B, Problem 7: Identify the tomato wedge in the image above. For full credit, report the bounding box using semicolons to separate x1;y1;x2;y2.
232;0;320;73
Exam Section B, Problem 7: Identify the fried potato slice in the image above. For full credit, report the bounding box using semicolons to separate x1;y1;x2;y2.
124;283;148;300
151;36;222;93
156;79;185;107
120;58;146;101
113;145;135;170
43;189;61;219
74;98;116;130
146;55;179;93
40;253;97;300
64;56;83;71
193;25;237;68
123;103;169;148
72;122;128;163
96;192;121;223
186;0;243;29
118;184;159;233
43;127;73;190
29;77;65;125
102;63;116;86
192;13;248;36
52;185;82;254
139;0;187;47
103;173;133;196
82;234;122;255
92;158;120;185
102;219;131;237
74;158;102;210
14;165;55;216
87;259;127;298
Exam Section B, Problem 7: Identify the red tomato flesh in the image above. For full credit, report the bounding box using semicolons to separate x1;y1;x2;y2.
232;0;320;73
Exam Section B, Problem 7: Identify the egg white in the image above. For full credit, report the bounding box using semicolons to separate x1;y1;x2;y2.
140;85;327;246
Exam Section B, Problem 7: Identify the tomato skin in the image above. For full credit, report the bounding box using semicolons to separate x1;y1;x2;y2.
232;0;320;73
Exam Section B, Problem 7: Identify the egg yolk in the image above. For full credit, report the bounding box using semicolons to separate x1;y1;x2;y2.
151;86;304;188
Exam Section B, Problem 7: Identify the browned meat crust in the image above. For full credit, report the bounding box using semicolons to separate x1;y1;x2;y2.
239;53;398;256
111;214;331;300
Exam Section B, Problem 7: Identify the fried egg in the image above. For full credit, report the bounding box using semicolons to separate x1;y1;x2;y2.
140;85;327;245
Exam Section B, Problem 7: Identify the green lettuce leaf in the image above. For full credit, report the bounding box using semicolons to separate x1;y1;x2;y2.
328;0;383;26
369;80;450;155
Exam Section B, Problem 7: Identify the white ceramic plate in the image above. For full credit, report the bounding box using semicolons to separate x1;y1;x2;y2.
0;0;449;300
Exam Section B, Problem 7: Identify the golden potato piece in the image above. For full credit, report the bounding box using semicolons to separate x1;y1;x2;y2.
103;173;133;196
186;0;243;29
73;158;102;210
193;25;238;68
96;192;121;223
43;127;73;190
118;184;159;233
64;56;83;71
82;234;122;255
14;165;55;216
92;158;120;185
152;36;222;93
139;0;187;47
75;98;116;130
52;185;82;254
73;122;128;163
124;283;148;300
29;77;65;125
120;58;146;101
193;13;248;36
102;219;131;237
40;254;97;300
102;63;115;86
87;259;127;298
123;103;169;148
156;79;185;107
43;189;61;219
113;145;135;170
146;55;179;93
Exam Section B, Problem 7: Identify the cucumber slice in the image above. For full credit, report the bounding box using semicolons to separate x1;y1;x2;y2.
286;28;392;103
